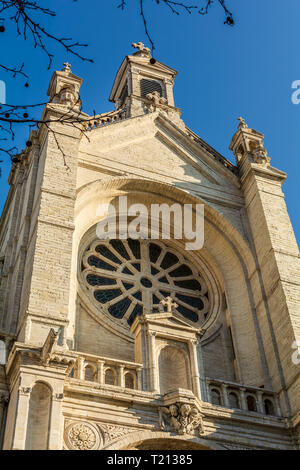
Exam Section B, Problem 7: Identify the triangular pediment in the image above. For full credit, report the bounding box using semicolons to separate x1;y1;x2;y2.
79;111;243;209
142;311;202;334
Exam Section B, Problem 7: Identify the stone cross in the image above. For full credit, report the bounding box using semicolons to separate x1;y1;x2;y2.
132;42;151;54
160;296;178;314
62;62;71;72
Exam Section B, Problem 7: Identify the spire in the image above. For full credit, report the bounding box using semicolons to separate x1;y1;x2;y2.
109;41;178;117
47;61;83;109
230;117;271;168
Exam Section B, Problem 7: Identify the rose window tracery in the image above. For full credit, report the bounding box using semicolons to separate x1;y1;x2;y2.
81;239;210;327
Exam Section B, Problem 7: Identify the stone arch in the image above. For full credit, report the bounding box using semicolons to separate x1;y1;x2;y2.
158;344;190;394
124;371;135;389
70;177;269;387
102;429;224;450
84;363;96;382
104;367;117;385
25;381;52;450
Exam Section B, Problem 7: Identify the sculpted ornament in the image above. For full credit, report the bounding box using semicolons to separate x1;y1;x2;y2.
65;422;101;450
252;144;271;167
146;91;167;112
159;403;204;436
58;85;80;108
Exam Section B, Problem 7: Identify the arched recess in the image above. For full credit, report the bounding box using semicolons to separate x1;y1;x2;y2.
25;382;52;450
70;177;269;388
158;345;190;394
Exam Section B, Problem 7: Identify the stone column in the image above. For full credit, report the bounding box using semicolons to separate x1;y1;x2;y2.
97;360;105;384
256;391;264;414
206;380;211;404
136;367;142;391
77;357;85;380
221;384;230;408
239;388;248;411
118;365;125;387
188;340;202;399
149;332;159;392
275;395;282;417
11;386;31;450
48;392;64;450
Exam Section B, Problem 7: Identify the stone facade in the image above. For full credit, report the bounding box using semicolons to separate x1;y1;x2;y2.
0;43;299;450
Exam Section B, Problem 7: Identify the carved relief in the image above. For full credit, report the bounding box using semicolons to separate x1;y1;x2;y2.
64;421;101;450
159;403;204;436
146;91;167;112
99;423;136;444
252;145;271;167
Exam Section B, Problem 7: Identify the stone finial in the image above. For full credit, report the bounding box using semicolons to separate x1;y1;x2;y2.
132;41;151;56
237;116;248;130
160;296;178;314
62;62;72;73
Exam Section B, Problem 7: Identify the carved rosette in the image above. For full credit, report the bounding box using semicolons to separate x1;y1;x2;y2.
64;421;101;450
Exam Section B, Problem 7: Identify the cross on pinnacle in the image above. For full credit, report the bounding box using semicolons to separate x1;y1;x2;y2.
160;296;178;314
132;42;151;55
62;62;71;72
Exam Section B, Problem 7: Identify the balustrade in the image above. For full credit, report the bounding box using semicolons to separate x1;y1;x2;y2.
206;377;281;417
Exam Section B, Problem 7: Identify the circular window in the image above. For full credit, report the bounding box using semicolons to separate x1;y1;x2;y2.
81;239;210;327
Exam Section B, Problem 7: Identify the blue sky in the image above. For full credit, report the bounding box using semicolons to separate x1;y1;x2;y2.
0;0;299;243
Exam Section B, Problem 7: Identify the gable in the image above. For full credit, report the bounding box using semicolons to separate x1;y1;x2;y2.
77;112;243;209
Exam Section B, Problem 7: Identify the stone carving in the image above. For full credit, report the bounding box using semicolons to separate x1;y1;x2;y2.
99;423;136;444
237;116;248;129
252;144;271;167
41;328;59;365
62;61;72;73
132;42;151;56
65;421;101;450
145;91;167;112
159;296;178;314
159;403;204;436
57;85;80;108
19;387;31;395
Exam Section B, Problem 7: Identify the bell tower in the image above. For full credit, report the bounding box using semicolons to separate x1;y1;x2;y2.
109;42;178;117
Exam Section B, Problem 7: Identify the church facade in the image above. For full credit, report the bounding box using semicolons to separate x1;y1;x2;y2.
0;43;299;450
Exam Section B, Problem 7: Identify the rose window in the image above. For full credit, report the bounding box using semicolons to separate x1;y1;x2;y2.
81;239;210;327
